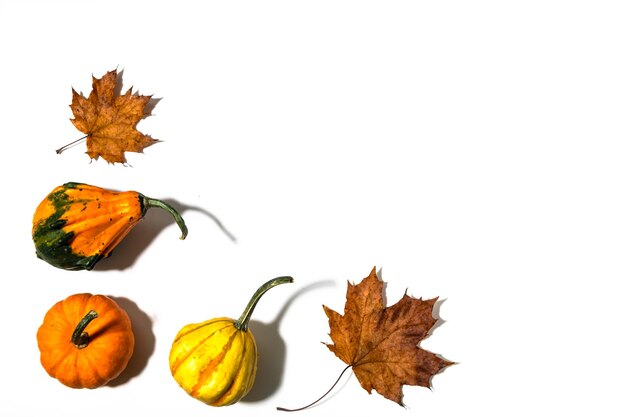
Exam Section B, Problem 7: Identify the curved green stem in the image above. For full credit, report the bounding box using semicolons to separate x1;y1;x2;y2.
71;310;98;349
234;276;294;331
143;196;188;240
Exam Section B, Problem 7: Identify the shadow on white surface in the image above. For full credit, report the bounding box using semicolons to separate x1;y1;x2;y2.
243;280;335;402
430;298;447;336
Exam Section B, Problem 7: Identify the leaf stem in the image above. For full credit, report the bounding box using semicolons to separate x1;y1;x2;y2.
56;135;88;154
276;365;352;412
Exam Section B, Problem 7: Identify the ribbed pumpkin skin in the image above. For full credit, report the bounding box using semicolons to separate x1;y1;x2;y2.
169;318;258;406
32;182;145;270
36;293;135;389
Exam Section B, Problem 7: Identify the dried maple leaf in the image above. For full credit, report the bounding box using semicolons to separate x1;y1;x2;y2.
60;69;159;164
324;267;453;406
277;267;453;412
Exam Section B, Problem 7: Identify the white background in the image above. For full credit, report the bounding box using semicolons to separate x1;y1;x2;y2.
1;0;625;415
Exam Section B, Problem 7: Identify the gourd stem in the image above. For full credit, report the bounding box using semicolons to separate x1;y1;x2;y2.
276;365;352;412
234;276;294;332
143;196;188;240
71;310;99;349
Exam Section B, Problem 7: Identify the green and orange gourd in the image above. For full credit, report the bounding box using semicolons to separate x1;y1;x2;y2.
32;182;187;270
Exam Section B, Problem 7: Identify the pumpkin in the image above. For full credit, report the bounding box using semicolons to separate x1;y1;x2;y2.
32;182;188;270
36;293;135;389
169;276;293;406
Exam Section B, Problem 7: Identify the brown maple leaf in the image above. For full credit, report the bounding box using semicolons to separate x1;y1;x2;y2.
276;267;453;412
59;69;159;164
323;267;453;406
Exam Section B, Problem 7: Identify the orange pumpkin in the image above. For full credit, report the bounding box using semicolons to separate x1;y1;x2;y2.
36;293;135;389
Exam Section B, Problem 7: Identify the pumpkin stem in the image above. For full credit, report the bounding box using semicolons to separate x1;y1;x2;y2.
276;364;352;412
142;196;189;240
234;276;294;332
71;310;99;349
